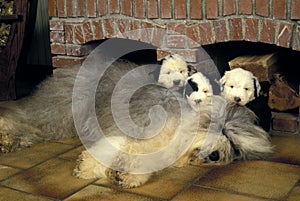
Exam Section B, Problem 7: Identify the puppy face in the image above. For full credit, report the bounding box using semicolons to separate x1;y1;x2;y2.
184;72;213;111
158;54;189;89
220;68;261;105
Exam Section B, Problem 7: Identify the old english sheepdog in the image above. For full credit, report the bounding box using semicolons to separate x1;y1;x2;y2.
74;71;273;188
183;72;214;112
220;68;271;131
0;54;190;153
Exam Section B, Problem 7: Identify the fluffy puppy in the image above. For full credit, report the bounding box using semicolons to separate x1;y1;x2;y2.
183;72;213;112
219;68;271;131
157;54;189;90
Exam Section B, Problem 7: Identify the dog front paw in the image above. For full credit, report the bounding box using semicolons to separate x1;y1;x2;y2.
0;132;20;153
105;168;151;188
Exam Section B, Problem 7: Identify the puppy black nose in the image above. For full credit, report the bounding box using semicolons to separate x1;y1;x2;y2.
234;96;241;102
208;150;220;161
173;80;181;86
194;99;201;104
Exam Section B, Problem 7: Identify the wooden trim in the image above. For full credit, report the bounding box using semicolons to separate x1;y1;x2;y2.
0;15;22;22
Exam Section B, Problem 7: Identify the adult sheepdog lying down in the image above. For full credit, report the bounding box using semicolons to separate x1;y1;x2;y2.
220;68;272;131
0;54;190;153
74;71;273;188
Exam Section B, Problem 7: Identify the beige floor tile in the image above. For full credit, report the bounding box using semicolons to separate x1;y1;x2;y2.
286;185;300;201
0;186;52;201
0;142;74;169
58;146;85;161
271;134;300;165
0;165;21;180
173;186;268;201
0;158;96;200
196;160;300;200
64;185;155;201
95;166;212;200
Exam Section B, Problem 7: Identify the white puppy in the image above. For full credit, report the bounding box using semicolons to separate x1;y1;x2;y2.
158;54;189;89
183;72;213;111
220;68;261;106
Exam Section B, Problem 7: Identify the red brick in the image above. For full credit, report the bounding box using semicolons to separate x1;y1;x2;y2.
293;26;300;51
57;0;66;17
223;0;235;16
52;56;86;68
147;0;158;18
50;31;65;43
98;0;108;16
135;0;146;18
213;20;227;43
175;0;187;19
161;0;172;18
199;22;214;45
276;22;293;48
229;18;243;41
65;24;74;44
167;22;185;34
157;49;171;61
167;35;186;49
75;25;85;44
190;0;202;19
244;17;259;42
273;0;286;19
110;0;120;14
121;0;132;16
104;18;115;38
239;0;252;15
87;0;96;17
186;25;200;48
260;19;275;44
128;20;140;40
272;113;297;133
66;44;94;56
291;0;300;19
140;22;153;43
206;0;218;19
115;18;127;38
171;49;199;62
152;26;166;47
77;0;85;16
66;0;77;17
91;20;104;40
83;21;94;43
48;0;57;17
49;20;64;31
255;0;269;17
51;44;66;55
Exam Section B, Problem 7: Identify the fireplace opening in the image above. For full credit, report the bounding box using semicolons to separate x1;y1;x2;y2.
202;41;300;115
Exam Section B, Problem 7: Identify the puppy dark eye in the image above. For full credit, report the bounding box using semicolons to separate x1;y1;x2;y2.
203;90;208;93
167;71;170;75
180;70;184;74
230;85;234;88
244;88;249;91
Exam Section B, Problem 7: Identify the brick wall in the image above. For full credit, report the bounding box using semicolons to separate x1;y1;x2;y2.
48;0;300;133
48;0;300;67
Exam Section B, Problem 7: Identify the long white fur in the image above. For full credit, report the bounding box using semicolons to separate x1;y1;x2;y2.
220;68;261;105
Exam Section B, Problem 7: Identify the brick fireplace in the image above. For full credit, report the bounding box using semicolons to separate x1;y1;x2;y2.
48;0;300;133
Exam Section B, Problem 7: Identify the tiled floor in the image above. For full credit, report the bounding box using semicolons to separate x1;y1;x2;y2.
0;134;299;201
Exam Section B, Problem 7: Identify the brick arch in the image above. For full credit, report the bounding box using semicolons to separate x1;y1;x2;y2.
48;0;300;67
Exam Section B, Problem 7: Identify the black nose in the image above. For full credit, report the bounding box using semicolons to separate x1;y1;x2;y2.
173;80;181;86
234;96;241;102
194;99;201;104
209;150;220;161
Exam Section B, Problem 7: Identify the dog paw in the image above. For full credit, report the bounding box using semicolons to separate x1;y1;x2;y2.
105;168;150;188
0;132;20;153
188;148;204;166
